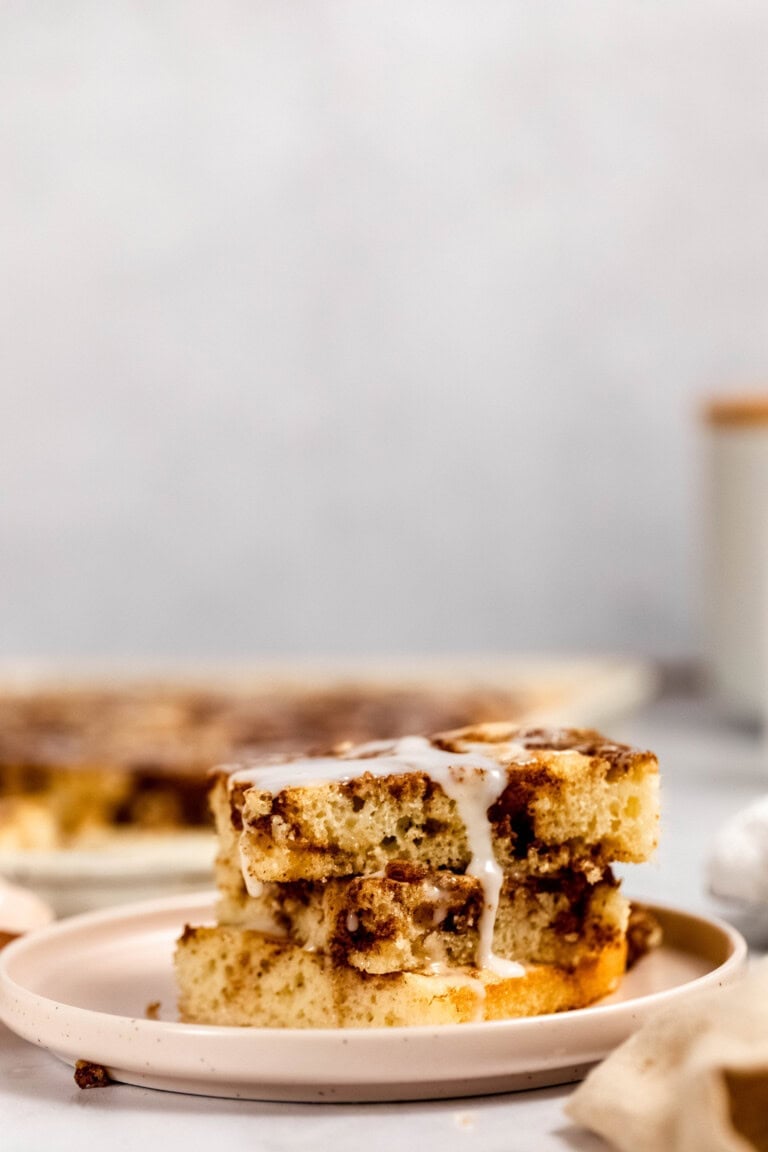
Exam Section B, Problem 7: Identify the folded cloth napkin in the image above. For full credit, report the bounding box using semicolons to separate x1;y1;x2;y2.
565;960;768;1152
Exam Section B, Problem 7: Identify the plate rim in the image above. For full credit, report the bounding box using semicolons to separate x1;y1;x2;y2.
0;891;748;1100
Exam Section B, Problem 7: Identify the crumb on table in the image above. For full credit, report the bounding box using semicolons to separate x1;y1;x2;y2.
74;1060;113;1089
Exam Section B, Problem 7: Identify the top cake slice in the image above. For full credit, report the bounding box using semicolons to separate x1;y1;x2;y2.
218;723;659;885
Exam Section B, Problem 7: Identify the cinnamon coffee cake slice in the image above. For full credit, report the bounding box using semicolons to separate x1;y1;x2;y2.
218;725;659;886
175;923;628;1027
216;863;629;975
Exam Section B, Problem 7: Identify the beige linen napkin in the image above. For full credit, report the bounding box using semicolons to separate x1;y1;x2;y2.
566;959;768;1152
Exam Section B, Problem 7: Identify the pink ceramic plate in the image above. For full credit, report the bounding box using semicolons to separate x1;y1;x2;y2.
0;892;746;1103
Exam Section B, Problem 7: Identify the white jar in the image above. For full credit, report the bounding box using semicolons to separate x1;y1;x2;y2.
704;397;768;720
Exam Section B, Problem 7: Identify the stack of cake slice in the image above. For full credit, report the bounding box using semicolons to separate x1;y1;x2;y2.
175;723;659;1027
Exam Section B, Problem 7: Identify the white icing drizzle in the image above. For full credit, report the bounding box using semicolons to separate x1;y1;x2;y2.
230;735;533;977
422;882;454;928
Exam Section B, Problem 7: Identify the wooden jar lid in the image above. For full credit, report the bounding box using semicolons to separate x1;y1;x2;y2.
705;395;768;427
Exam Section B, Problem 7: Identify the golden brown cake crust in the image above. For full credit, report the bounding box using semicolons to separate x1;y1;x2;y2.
433;722;655;772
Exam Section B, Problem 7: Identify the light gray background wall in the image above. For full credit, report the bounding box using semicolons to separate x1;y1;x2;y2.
2;2;767;660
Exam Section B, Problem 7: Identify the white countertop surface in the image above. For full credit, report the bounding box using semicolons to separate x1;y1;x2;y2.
2;696;766;1152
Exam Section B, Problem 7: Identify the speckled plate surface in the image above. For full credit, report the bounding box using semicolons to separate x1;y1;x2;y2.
0;892;746;1103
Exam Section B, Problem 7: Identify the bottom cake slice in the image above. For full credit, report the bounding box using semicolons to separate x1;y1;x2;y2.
175;924;628;1028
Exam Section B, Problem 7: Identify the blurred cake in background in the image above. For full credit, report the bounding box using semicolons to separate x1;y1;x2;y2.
0;680;545;850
